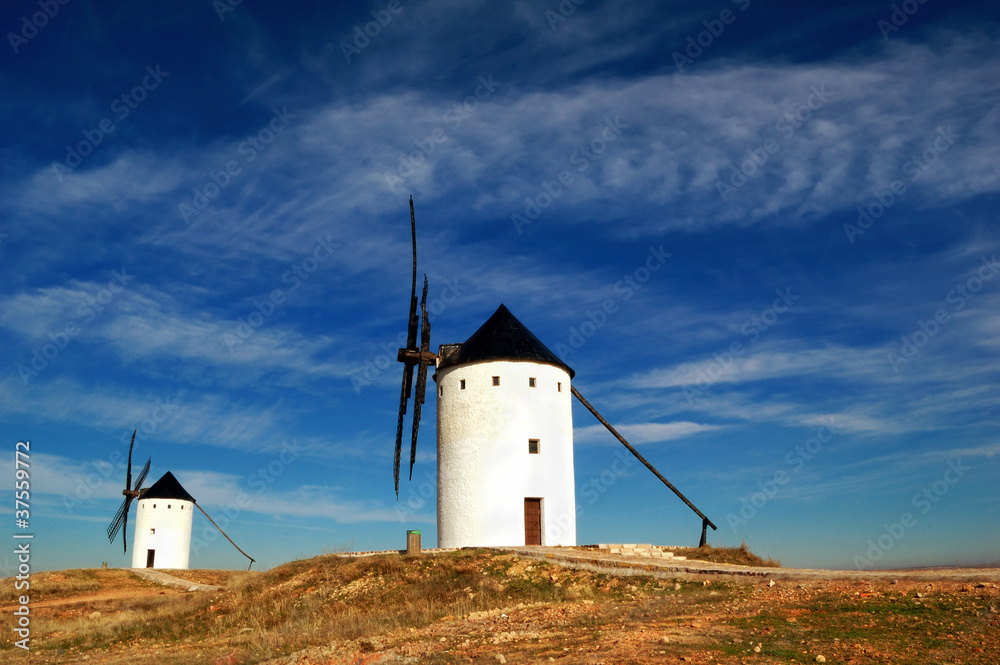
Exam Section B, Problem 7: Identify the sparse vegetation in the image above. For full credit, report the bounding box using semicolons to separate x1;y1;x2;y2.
2;550;996;664
670;541;781;567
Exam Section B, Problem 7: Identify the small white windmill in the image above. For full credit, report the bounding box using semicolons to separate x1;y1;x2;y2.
393;200;718;548
107;431;256;569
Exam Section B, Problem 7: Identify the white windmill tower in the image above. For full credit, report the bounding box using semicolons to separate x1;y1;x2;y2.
392;200;718;549
130;471;195;569
107;431;256;569
434;304;576;547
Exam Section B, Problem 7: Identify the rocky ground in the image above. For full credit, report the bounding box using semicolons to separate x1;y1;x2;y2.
3;547;998;664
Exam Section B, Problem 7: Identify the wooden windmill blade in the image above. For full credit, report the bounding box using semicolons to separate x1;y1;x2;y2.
409;276;431;480
393;197;421;497
106;429;145;554
393;198;438;497
133;457;151;495
107;495;130;548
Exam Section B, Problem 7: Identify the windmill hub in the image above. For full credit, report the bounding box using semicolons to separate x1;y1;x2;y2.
396;348;438;364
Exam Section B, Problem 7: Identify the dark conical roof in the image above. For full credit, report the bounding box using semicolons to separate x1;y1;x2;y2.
139;471;195;502
447;304;574;377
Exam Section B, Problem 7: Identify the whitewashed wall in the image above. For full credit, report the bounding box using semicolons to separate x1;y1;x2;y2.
131;497;194;569
436;360;576;548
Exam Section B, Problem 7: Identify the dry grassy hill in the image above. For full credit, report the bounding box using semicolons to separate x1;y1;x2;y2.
3;547;998;664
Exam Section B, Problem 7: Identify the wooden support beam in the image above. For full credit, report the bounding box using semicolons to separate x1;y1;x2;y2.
195;502;256;570
571;386;717;535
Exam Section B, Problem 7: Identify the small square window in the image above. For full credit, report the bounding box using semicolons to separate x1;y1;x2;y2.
528;439;540;454
150;528;155;535
529;377;536;387
153;504;156;508
439;385;444;396
167;504;171;509
460;379;466;389
557;382;562;392
492;376;500;386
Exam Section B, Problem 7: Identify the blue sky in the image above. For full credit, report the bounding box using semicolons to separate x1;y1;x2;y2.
1;0;998;573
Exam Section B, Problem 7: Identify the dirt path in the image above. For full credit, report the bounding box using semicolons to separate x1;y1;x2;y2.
498;546;1000;583
130;568;222;591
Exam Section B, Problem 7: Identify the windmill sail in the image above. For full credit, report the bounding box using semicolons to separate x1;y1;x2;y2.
107;430;144;553
409;276;431;480
393;198;438;497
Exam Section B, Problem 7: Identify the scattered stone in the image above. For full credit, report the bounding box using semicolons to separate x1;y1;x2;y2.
754;644;762;653
495;655;507;664
661;636;670;644
674;583;682;591
768;580;775;587
87;611;102;620
816;656;827;663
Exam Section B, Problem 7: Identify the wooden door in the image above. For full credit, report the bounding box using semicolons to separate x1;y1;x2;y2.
524;498;542;545
146;549;155;568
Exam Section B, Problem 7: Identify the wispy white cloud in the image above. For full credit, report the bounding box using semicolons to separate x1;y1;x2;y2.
629;344;887;389
169;468;406;523
0;281;354;386
574;421;718;445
